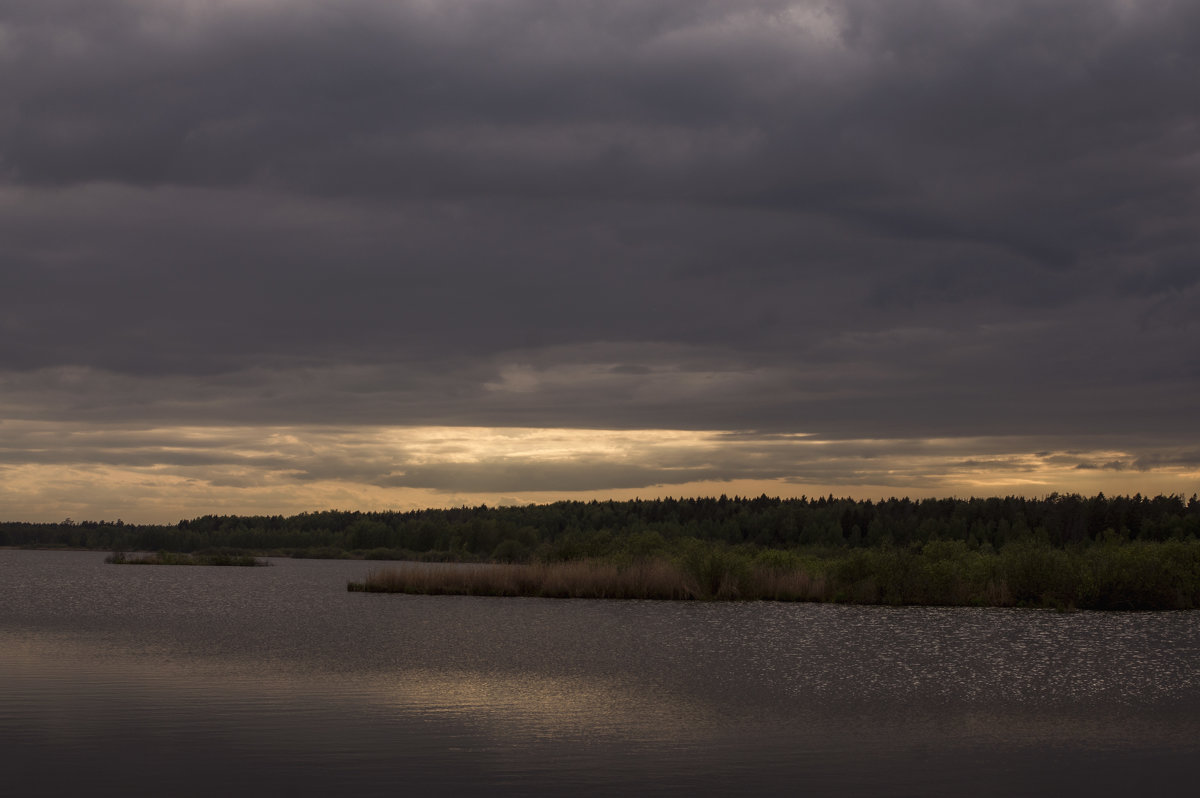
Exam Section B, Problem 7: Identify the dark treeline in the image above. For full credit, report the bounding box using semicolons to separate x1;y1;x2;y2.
4;492;1200;561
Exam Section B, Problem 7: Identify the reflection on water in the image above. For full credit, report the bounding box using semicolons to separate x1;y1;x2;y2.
2;550;1199;796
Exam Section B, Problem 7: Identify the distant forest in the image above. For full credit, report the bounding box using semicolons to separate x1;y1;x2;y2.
5;493;1199;561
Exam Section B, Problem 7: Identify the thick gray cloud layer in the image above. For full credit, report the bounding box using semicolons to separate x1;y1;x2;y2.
3;0;1198;442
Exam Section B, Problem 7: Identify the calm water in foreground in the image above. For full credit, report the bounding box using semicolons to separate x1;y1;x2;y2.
2;550;1199;796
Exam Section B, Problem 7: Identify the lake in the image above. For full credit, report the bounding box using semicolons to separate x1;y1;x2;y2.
2;549;1198;796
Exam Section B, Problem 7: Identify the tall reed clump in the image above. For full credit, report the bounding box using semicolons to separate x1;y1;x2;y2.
823;540;1007;606
998;539;1200;610
820;539;1200;610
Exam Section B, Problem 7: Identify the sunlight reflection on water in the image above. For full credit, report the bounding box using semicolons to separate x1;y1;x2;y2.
2;550;1200;796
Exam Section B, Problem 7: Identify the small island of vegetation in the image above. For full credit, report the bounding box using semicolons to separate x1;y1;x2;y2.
105;551;269;567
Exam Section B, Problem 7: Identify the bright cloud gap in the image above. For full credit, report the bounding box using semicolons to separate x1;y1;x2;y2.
1;423;1197;524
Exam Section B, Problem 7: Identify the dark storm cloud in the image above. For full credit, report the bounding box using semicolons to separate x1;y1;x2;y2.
2;0;1198;443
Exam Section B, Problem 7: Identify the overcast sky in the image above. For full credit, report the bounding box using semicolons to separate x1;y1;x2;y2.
2;0;1198;522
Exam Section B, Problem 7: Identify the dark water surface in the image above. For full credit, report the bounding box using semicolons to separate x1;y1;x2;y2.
2;550;1199;796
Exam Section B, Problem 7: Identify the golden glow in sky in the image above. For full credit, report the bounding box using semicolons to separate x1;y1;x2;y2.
2;422;1196;523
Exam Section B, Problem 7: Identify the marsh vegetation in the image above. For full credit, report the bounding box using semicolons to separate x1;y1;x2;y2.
105;551;269;567
349;538;1200;610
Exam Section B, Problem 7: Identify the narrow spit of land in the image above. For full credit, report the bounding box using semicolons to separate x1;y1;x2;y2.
347;540;1200;610
105;551;270;566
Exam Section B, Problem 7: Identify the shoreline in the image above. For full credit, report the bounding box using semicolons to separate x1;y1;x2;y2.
347;542;1200;611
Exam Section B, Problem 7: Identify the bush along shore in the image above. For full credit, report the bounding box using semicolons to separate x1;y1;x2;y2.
106;551;269;567
348;539;1200;610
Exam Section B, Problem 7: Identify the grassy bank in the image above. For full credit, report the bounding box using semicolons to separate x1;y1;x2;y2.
106;551;270;566
348;539;1200;610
